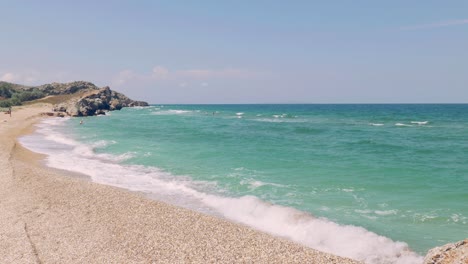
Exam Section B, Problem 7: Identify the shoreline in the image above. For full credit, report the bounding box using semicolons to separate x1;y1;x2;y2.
0;103;358;263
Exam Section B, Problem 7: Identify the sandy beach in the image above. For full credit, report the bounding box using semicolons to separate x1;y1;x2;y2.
0;103;358;263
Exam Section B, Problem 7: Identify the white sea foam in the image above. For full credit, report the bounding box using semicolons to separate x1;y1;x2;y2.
19;118;424;264
44;133;77;146
410;121;428;125
356;209;373;214
203;196;422;264
450;214;467;224
252;118;306;123
395;123;412;127
240;179;266;189
151;109;193;115
370;123;384;126
131;106;147;109
375;210;398;216
413;213;438;223
362;215;379;220
92;140;116;149
23;118;133;163
168;110;192;114
240;179;286;190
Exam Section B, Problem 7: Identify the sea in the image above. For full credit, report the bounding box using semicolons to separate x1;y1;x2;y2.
20;104;468;264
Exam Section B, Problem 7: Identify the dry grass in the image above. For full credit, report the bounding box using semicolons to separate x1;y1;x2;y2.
24;92;86;105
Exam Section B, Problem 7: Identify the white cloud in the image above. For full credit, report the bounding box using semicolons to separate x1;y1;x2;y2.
401;19;468;31
0;70;81;85
0;72;20;82
152;66;170;79
113;69;136;85
0;71;40;84
177;68;252;79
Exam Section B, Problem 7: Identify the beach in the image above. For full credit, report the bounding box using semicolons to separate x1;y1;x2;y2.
0;103;358;263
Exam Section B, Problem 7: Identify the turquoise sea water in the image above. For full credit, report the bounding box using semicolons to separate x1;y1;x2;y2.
21;104;467;264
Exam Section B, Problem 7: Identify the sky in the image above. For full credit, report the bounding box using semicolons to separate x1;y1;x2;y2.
1;1;467;103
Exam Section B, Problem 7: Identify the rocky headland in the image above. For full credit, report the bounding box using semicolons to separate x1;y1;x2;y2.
1;81;148;116
51;82;148;116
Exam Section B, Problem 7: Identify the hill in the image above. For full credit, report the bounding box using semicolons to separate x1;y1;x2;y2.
0;81;148;116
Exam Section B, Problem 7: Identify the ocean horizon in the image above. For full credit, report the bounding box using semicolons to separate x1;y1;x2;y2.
20;103;468;264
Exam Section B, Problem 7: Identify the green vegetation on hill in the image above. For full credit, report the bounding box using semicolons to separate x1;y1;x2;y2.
0;82;45;107
0;81;101;108
0;80;148;116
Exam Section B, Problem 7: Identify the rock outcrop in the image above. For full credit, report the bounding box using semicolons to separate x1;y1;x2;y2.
1;80;148;116
36;81;99;95
53;86;148;117
424;239;468;264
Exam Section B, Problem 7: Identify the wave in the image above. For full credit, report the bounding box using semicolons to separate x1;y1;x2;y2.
450;213;467;224
356;209;399;216
151;109;194;115
272;113;296;119
91;139;117;149
239;178;286;190
205;196;422;264
410;121;428;125
252;118;307;123
375;210;399;216
21;118;134;163
395;122;430;127
19;118;423;264
395;123;413;127
235;112;244;118
370;123;385;126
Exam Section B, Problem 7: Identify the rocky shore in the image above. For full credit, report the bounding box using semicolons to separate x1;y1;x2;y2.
423;239;467;264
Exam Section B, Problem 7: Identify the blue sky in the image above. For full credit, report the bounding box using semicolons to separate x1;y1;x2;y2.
1;1;467;103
